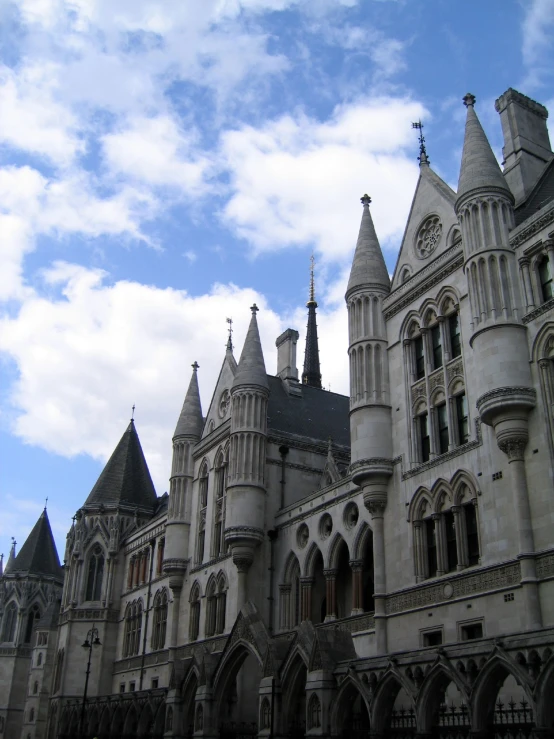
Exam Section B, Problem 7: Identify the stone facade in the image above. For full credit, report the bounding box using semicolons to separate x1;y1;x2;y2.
2;87;554;739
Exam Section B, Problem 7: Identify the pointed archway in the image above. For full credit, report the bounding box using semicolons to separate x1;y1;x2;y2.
331;675;370;736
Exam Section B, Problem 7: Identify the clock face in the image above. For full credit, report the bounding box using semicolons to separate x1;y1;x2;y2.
218;389;231;419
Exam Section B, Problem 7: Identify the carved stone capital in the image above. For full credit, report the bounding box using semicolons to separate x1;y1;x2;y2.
476;386;536;426
498;437;527;461
349;560;363;572
539;358;551;370
364;496;387;516
323;569;338;580
232;552;254;573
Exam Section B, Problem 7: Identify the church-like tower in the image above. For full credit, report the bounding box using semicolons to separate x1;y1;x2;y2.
225;305;269;606
164;362;203;650
345;194;392;654
455;94;540;629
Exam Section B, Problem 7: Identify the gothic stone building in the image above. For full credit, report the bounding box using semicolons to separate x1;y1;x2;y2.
2;88;554;739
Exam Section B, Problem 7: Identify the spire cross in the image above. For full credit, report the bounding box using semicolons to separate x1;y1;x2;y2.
192;361;200;372
250;303;259;314
463;93;476;108
131;404;135;420
309;254;316;303
45;496;48;510
226;317;233;351
412;120;429;164
360;194;371;207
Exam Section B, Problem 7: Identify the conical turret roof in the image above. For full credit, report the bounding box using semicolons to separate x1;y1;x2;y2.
174;363;204;439
232;305;268;390
84;421;157;511
10;509;62;581
4;540;16;574
346;195;390;298
457;93;512;203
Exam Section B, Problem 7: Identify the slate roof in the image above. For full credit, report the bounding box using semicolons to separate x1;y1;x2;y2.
514;158;554;226
10;509;63;581
84;420;157;511
267;376;350;447
347;196;390;298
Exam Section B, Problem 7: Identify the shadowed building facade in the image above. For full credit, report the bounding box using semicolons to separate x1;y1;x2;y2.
2;86;554;739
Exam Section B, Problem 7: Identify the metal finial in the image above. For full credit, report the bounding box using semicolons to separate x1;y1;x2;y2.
131;404;135;421
412;120;429;165
309;254;315;303
226;317;233;351
45;496;48;510
360;194;371;206
463;93;476;108
192;361;199;372
250;304;259;314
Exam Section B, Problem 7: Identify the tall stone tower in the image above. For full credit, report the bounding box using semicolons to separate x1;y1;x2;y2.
455;94;540;629
345;195;392;653
164;362;203;651
225;305;269;605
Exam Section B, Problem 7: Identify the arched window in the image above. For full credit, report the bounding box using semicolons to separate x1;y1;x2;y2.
212;449;228;558
53;648;64;693
37;651;43;666
123;600;143;657
2;602;17;643
24;604;41;644
85;545;105;601
195;704;203;732
33;680;39;695
205;580;217;637
156;538;165;576
189;585;200;642
151;590;168;651
260;697;271;729
308;694;321;729
196;463;209;564
539;256;553;302
29;708;35;722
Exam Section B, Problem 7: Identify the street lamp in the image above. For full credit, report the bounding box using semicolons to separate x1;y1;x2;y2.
78;624;101;739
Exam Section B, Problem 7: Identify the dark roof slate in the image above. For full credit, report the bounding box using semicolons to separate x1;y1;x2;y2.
267;376;350;447
84;421;157;511
10;510;63;581
514;159;554;226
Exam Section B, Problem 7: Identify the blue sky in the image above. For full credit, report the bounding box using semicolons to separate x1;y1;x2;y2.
1;0;553;562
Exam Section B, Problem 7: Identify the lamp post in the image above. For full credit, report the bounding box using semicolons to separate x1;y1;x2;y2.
78;624;101;739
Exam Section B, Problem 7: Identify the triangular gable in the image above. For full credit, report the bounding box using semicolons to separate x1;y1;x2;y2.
201;351;237;438
391;166;460;291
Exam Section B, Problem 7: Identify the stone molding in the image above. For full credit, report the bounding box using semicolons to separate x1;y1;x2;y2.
224;525;264;543
401;418;482;480
317;613;375;634
268;433;350;460
385;561;521;615
383;245;464;320
476;386;536;425
58;607;119;625
0;646;32;657
536;551;554;579
267;457;324;475
523;296;554;324
510;202;554;248
192;418;231;459
124;522;166;555
189;552;232;574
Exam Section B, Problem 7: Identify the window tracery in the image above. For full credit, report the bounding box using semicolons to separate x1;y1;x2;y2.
189;583;201;642
123;600;143;657
85;544;105;601
196;462;209;564
151;589;168;651
2;601;17;643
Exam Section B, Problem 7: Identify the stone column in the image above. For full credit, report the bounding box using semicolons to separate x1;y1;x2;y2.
520;258;535;311
279;585;291;629
168;581;182;652
433;513;446;576
539;359;554;445
545;239;554;279
451;506;467;570
323;570;337;621
300;577;313;622
232;549;254;607
498;434;542;629
350;560;363;614
365;499;387;654
413;521;424;581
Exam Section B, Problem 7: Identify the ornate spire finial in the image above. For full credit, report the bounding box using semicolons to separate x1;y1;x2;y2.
463;93;476;108
192;361;199;372
131;404;135;421
308;254;316;304
226;317;233;351
411;120;429;165
250;303;259;314
45;496;48;511
360;194;371;207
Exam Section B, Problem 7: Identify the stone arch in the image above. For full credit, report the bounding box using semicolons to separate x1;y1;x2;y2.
111;704;124;735
534;652;554;729
153;700;166;738
98;705;111;737
451;469;479;504
532;322;554;362
123;703;139;736
213;640;263;727
138;701;154;737
87;706;100;737
399;265;412;283
181;666;199;736
447;224;462;247
416;660;469;733
436;285;460;316
430;478;453;513
399;310;421;342
330;673;371;733
352;521;371;560
370;669;416;734
429;386;446;408
419;299;439;328
470;652;534;733
303;542;322;577
408;487;433;523
281;652;308;733
327;532;349;569
283;550;301;583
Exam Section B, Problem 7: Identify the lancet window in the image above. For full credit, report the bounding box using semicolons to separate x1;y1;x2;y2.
411;478;480;581
151;589;168;651
85;544;105;601
404;294;469;465
24;604;41;644
196;462;209;564
123;600;143;657
279;554;301;630
212;447;228;558
189;584;201;642
53;648;64;693
522;240;554;309
2;602;17;643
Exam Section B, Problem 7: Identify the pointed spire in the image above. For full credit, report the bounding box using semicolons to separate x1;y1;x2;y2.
457;93;512;203
412;120;429;166
174;362;204;439
302;255;322;389
232;305;268;390
9;510;62;581
4;538;16;574
0;553;3;577
84;421;158;511
346;195;390;298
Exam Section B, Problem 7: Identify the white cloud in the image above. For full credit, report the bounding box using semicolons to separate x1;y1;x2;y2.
521;0;554;89
220;97;426;261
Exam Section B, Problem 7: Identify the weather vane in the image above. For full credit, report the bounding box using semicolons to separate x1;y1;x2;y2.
411;120;429;164
226;317;233;351
309;254;316;303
